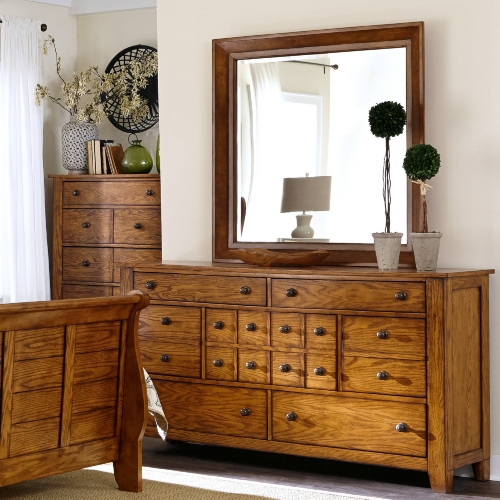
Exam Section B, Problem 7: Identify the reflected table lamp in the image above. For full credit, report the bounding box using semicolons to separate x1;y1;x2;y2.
281;174;332;238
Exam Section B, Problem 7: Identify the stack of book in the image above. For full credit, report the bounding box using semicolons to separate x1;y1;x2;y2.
87;140;125;175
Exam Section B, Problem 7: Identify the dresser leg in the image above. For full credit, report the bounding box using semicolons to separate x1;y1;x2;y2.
428;469;453;493
473;459;490;481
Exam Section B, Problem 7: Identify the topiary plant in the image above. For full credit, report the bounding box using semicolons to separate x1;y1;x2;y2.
369;101;406;233
403;144;441;233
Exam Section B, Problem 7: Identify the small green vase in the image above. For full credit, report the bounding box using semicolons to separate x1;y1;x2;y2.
156;134;160;173
121;134;153;174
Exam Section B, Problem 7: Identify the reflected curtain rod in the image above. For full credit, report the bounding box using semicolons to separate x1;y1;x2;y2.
287;61;339;72
0;20;47;32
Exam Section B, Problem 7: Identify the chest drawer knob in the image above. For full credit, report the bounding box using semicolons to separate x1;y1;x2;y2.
285;288;297;297
245;360;256;370
377;371;388;380
314;366;325;376
286;412;297;421
396;422;407;432
239;286;251;295
160;354;171;362
82;222;90;228
145;281;156;290
240;408;251;417
279;324;290;334
161;317;171;326
213;358;224;368
134;222;142;229
314;327;325;336
246;322;256;332
81;260;90;267
213;321;224;330
72;190;79;196
146;189;154;196
377;330;388;339
279;363;290;373
395;291;407;301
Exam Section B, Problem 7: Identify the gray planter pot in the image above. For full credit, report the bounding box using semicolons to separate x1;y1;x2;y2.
61;117;99;174
411;232;442;271
372;232;403;271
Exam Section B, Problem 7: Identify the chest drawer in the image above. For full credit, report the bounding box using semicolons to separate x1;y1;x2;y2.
343;317;425;360
63;248;112;282
113;208;161;245
62;209;112;243
154;381;268;439
272;391;427;457
134;273;267;305
113;248;163;282
62;180;160;206
271;280;425;313
140;340;200;378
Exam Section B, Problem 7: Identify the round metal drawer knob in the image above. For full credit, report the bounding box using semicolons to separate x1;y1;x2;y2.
161;317;171;326
72;190;79;196
246;323;256;332
145;281;156;290
240;408;251;417
81;260;90;267
314;366;325;376
134;222;142;229
377;330;388;339
82;222;90;228
396;422;407;432
377;371;388;380
395;291;407;301
245;361;256;370
279;325;290;334
285;288;297;298
286;412;297;421
240;286;251;295
213;358;224;368
314;327;325;336
279;363;291;373
160;354;171;362
146;189;154;196
213;321;224;330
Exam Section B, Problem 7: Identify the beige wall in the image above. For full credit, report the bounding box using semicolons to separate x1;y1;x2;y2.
157;0;500;467
0;0;78;276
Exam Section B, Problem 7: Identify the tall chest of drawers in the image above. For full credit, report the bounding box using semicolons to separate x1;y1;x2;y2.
121;262;492;493
50;175;161;299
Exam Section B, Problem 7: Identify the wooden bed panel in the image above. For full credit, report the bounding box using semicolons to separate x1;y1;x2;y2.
14;327;65;361
70;407;117;445
72;378;118;415
12;388;62;424
10;417;61;457
74;350;120;383
75;321;121;353
13;357;64;393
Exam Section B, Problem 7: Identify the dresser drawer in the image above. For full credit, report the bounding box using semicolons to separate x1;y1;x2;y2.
113;248;162;282
154;381;267;439
134;273;267;305
271;352;303;387
63;248;112;282
140;340;200;378
271;313;302;348
139;305;201;344
206;309;237;343
305;314;337;352
238;348;268;384
271;280;425;313
62;209;112;243
305;354;336;390
206;346;236;381
62;284;113;299
62;180;160;206
113;208;161;245
343;357;426;397
343;317;425;360
238;311;269;346
272;391;426;457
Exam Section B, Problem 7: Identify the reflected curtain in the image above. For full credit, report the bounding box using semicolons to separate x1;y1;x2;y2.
242;62;283;241
0;16;50;303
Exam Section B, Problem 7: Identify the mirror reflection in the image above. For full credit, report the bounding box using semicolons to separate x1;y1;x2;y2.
237;47;408;244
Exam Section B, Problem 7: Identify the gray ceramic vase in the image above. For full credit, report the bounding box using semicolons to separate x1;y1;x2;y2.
372;232;403;271
61;116;99;174
411;232;442;271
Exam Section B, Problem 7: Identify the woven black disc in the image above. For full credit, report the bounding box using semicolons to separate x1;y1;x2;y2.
104;44;158;134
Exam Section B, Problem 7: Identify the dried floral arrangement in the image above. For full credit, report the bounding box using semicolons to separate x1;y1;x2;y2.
35;36;158;124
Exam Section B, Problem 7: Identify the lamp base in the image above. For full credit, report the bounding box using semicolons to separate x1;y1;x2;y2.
291;214;314;238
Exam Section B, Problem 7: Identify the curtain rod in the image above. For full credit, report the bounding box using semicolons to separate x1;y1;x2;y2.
0;21;47;32
287;61;339;70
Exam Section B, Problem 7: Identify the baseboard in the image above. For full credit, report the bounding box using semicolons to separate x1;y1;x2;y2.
454;454;500;481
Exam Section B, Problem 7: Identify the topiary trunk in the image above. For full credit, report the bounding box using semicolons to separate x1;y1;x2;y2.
383;137;391;233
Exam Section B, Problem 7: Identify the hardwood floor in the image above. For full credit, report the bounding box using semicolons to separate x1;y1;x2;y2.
142;437;500;499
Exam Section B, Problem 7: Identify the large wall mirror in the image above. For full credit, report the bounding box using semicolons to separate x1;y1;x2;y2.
213;22;424;265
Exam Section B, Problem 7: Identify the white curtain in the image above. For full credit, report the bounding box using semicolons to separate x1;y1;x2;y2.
0;16;50;303
242;62;284;242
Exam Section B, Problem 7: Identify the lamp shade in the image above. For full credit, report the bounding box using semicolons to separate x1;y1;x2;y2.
281;175;332;213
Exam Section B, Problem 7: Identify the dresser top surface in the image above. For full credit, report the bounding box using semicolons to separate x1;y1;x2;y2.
49;174;160;180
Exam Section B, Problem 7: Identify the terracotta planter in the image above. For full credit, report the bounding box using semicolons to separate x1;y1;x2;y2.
372;232;402;271
411;232;442;271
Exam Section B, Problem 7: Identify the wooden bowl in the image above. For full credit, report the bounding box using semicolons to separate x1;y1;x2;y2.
231;248;329;267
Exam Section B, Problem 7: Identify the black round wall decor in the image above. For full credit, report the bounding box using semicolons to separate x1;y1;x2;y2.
105;44;159;134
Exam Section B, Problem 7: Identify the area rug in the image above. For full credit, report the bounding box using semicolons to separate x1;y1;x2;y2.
0;463;385;500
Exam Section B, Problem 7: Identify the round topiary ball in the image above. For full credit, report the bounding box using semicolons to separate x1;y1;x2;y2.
403;144;441;181
368;101;406;138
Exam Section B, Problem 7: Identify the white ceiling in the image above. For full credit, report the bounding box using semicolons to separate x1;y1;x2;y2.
28;0;156;14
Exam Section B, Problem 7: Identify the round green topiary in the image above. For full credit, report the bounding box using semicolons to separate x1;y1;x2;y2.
403;144;441;181
368;101;406;138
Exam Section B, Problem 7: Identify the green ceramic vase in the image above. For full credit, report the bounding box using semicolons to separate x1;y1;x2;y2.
121;134;153;174
156;134;160;173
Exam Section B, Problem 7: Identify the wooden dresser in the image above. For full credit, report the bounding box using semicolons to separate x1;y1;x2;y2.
121;262;492;493
50;175;161;300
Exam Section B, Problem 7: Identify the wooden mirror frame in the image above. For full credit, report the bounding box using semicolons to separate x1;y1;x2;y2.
213;22;424;265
